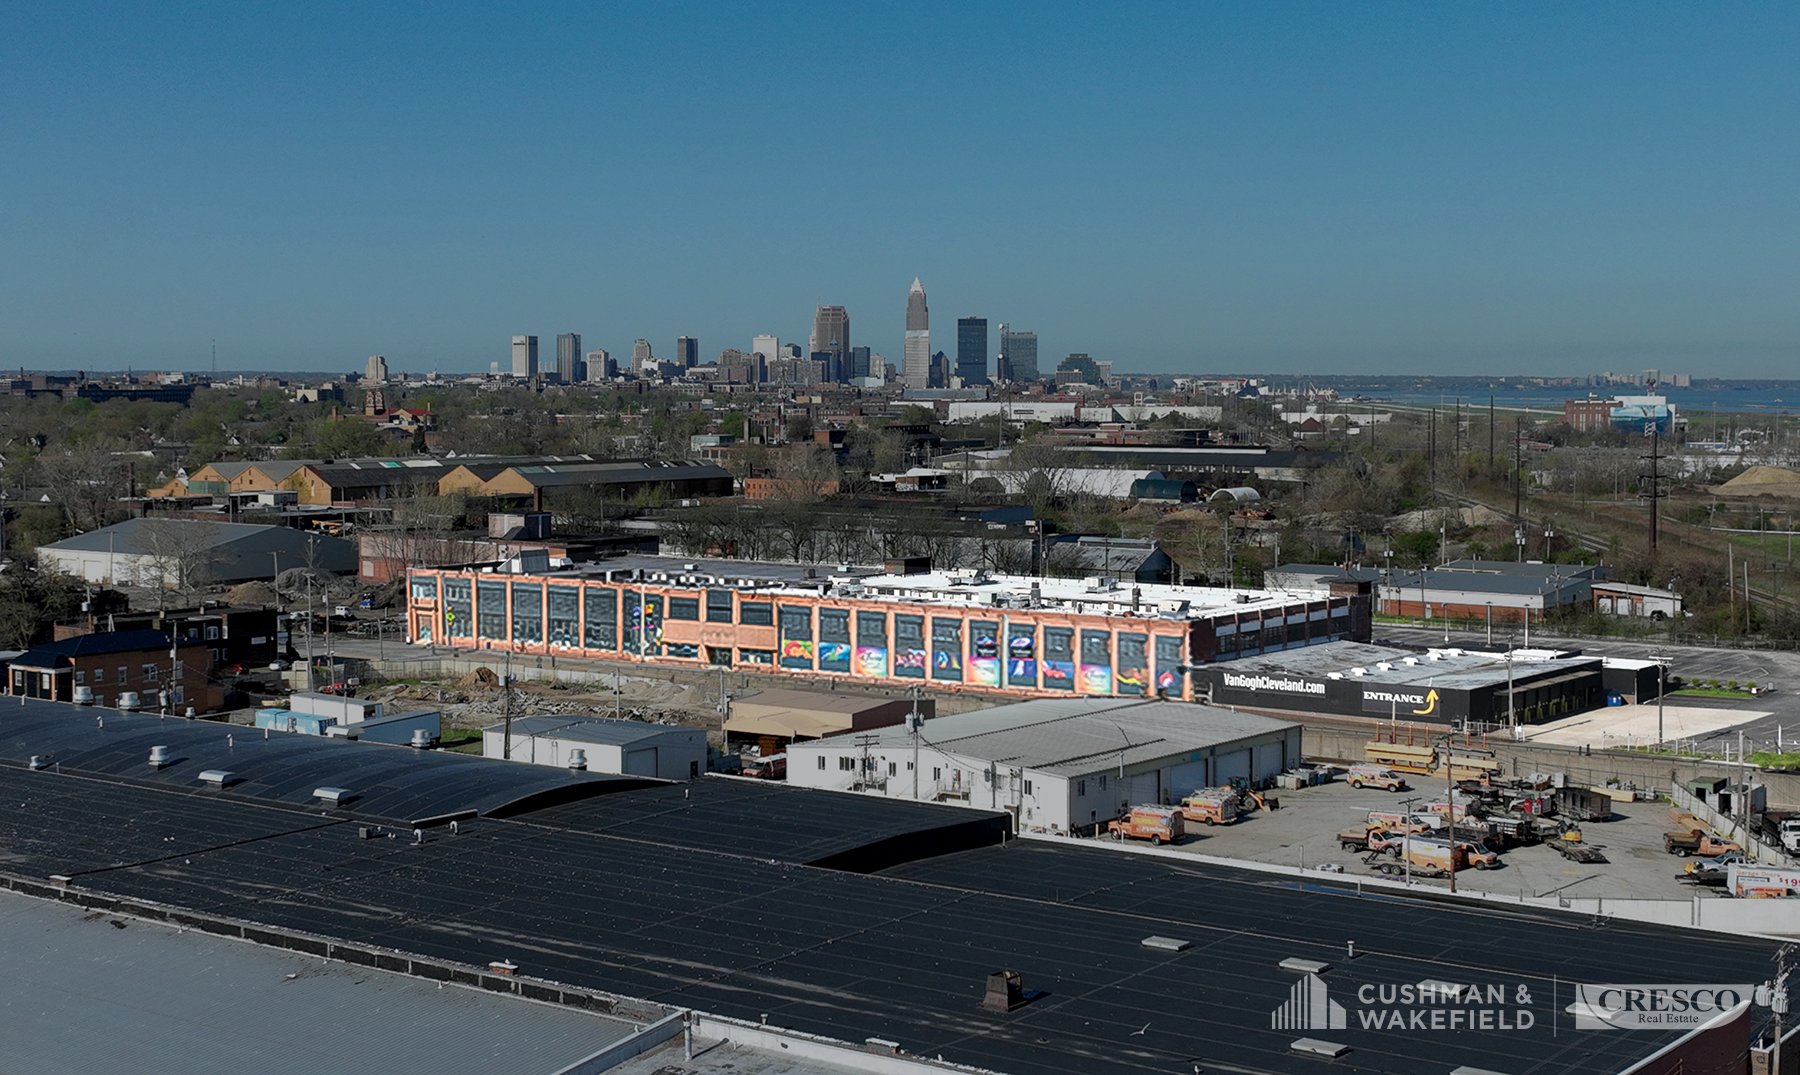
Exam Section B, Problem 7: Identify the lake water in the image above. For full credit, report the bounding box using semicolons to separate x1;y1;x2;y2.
1355;384;1800;414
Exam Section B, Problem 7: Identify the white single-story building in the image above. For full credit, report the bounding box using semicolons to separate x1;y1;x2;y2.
38;518;356;586
784;696;1301;835
482;716;705;781
1591;582;1683;620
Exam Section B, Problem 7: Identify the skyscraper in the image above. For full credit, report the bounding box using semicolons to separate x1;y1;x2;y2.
955;317;988;385
998;328;1038;383
848;345;872;380
511;335;538;378
556;333;581;384
585;349;613;381
903;278;930;390
751;334;778;365
364;355;388;382
631;339;653;374
676;336;698;368
809;305;850;383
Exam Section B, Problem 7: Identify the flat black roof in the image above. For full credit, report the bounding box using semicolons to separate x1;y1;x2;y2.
0;738;1780;1075
0;700;655;823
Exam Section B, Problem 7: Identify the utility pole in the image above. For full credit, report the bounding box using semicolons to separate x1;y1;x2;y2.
1641;420;1663;554
1445;736;1457;895
502;648;514;760
1513;415;1524;521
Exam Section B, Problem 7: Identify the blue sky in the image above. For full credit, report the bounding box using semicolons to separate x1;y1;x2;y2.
2;2;1796;376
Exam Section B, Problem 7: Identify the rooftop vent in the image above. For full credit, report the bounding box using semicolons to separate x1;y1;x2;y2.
148;745;172;769
73;686;94;706
197;769;234;788
488;960;518;976
314;786;350;806
1327;672;1342;680
1376;662;1394;671
1141;936;1191;952
1349;667;1367;677
409;729;432;749
568;748;588;771
1402;657;1419;666
28;755;48;771
1279;957;1332;975
981;970;1027;1012
1291;1038;1349;1058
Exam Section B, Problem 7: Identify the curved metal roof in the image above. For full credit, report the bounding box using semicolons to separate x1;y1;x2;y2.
0;699;653;824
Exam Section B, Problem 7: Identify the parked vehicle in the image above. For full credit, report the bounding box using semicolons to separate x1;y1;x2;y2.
1367;839;1469;878
1664;829;1743;857
1108;805;1185;845
1347;765;1407;791
1366;810;1445;835
1683;850;1749;883
1456;841;1501;870
1339;828;1406;853
1177;789;1242;826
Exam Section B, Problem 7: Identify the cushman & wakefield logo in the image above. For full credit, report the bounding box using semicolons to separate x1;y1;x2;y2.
1272;976;1536;1032
1222;673;1324;696
1569;984;1751;1030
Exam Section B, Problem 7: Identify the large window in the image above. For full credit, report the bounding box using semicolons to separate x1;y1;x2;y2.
511;583;543;644
931;617;963;682
1079;630;1113;694
894;615;926;679
625;592;663;655
477;580;508;641
409;575;437;601
968;619;1000;687
1116;632;1147;696
1043;627;1075;690
854;610;888;676
779;605;813;670
706;589;734;623
444;578;472;639
818;608;851;673
740;601;773;626
548;586;579;649
669;595;700;621
1007;625;1037;688
1155;635;1186;696
584;586;617;649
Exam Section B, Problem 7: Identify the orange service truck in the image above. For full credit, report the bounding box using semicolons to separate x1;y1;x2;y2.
1108;805;1185;845
1177;788;1243;826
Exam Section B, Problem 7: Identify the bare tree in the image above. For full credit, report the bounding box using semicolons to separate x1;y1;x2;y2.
134;518;228;609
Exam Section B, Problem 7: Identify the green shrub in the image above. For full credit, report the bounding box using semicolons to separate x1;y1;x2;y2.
1708;678;1721;690
1727;680;1740;691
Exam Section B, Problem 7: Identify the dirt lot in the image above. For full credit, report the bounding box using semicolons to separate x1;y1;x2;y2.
366;672;721;744
1106;778;1763;901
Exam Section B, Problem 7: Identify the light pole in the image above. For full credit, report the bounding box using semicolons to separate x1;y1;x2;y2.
1650;653;1672;749
1399;795;1421;887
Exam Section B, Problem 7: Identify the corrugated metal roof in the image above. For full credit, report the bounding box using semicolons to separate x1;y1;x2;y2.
843;697;1297;776
0;887;639;1075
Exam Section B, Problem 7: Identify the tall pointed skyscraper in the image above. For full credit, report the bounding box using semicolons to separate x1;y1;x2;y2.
903;278;930;389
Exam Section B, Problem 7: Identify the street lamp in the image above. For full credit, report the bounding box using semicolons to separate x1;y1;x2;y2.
1650;654;1672;749
1398;795;1422;887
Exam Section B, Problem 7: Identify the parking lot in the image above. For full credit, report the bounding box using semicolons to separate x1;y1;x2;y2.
1114;777;1761;901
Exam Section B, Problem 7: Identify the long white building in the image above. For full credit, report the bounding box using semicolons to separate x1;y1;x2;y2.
784;696;1301;835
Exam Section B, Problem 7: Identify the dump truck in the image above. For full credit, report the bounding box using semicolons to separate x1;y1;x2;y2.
1177;789;1242;826
1339;828;1407;853
1108;805;1185;845
1347;765;1408;791
1663;829;1742;857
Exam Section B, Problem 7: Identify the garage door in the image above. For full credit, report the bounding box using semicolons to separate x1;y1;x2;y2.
624;748;657;777
1254;742;1285;782
1168;760;1209;797
1213;749;1250;786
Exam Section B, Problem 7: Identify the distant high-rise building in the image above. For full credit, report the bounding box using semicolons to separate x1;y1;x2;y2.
631;339;653;374
809;305;850;383
998;328;1038;382
955;317;987;385
364;355;388;382
556;333;581;384
751;334;779;365
903;278;930;389
511;335;538;378
1055;353;1103;386
676;336;698;368
848;345;872;380
585;349;613;381
928;350;949;389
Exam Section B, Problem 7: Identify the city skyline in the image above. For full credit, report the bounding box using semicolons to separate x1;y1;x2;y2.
2;5;1795;376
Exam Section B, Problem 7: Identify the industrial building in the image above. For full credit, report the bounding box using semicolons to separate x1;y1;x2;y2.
37;518;357;585
1270;559;1608;623
785;696;1302;833
406;554;1372;703
482;716;706;780
721;687;929;754
0;696;1780;1075
1190;640;1621;727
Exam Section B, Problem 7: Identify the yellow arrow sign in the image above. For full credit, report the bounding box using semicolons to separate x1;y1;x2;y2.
1412;689;1439;717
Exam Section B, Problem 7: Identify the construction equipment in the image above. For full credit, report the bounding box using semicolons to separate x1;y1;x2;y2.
1548;828;1608;864
1108;805;1185;846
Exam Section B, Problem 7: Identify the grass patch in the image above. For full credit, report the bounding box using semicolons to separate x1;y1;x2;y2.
1672;688;1758;700
1751;752;1800;771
